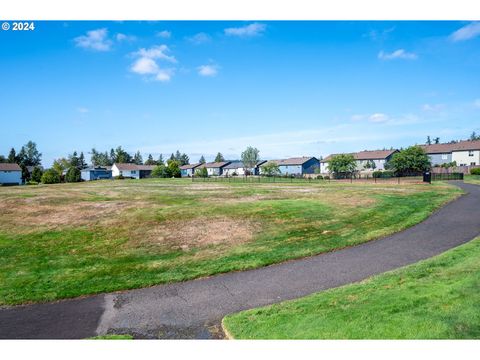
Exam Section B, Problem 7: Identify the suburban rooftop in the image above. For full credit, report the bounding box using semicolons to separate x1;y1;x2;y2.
420;140;480;154
0;163;22;171
113;163;156;171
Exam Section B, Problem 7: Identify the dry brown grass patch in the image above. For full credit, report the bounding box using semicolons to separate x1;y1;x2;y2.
137;216;259;251
0;199;140;231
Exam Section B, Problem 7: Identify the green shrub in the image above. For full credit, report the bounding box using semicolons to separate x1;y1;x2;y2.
194;167;208;178
152;165;169;178
65;166;81;182
316;175;323;180
114;175;125;180
470;168;480;175
26;180;39;185
373;170;395;178
41;169;61;184
31;167;43;183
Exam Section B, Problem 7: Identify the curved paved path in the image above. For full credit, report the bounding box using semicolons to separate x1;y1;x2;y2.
1;181;479;339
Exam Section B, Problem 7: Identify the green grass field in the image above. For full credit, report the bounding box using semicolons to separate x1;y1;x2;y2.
223;236;480;339
0;178;461;305
464;174;480;185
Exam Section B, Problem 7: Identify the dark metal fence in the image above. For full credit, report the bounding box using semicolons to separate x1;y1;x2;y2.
191;175;427;184
431;172;464;181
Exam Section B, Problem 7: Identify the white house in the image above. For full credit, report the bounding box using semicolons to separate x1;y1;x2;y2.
321;150;398;174
222;161;267;176
421;140;480;167
180;163;201;177
0;163;22;185
112;163;155;179
196;161;230;176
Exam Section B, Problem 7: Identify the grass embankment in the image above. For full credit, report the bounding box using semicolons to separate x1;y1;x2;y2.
464;174;480;185
223;236;480;339
0;179;461;305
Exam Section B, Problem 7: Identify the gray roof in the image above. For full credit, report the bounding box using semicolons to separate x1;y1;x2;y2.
223;160;267;169
0;163;21;171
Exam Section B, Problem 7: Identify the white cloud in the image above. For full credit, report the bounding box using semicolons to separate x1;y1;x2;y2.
77;107;89;113
133;45;177;63
186;32;211;45
369;113;389;123
116;33;136;42
74;28;112;51
197;64;218;77
422;103;445;112
364;27;395;41
474;99;480;108
378;49;418;60
130;45;176;82
155;69;174;82
224;23;266;37
131;57;159;75
449;22;480;42
156;30;171;39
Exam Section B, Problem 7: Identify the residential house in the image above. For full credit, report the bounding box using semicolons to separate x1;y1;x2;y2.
321;150;398;174
222;160;267;176
0;163;22;185
421;140;480;167
263;157;320;176
81;166;113;181
111;163;156;179
180;163;201;177
195;161;230;176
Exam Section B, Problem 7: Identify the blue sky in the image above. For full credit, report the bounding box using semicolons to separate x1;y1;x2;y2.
1;21;479;166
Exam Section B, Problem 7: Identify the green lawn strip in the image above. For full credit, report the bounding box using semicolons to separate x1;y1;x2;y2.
0;181;461;305
223;237;480;339
464;175;480;185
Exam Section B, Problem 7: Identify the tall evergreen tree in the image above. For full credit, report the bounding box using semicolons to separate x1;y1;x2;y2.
434;137;440;144
110;148;116;164
145;154;156;165
426;136;432;145
78;152;87;169
7;148;16;163
170;153;175;161
69;151;79;169
174;150;182;162
199;155;206;164
17;141;42;167
214;152;225;162
115;146;132;163
133;151;143;165
157;154;164;165
180;153;189;166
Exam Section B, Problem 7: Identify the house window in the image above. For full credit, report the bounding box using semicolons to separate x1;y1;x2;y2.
441;154;448;160
469;151;474;156
472;162;476;166
131;170;136;174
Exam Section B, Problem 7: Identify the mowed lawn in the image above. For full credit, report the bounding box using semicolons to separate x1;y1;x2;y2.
223;236;480;339
0;178;461;305
464;174;480;185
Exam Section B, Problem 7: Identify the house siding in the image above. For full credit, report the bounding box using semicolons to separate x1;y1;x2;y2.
452;150;480;166
0;170;22;185
428;153;453;166
81;169;112;181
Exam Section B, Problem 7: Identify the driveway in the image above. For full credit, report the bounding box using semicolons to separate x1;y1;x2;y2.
1;181;479;339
